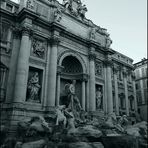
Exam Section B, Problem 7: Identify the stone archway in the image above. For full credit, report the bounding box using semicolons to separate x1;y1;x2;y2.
56;53;87;110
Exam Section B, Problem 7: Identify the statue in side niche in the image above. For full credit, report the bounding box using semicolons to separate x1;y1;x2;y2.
27;72;41;102
96;87;103;109
54;8;62;22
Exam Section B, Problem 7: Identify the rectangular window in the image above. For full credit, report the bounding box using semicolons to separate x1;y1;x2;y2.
137;90;142;104
6;4;13;12
142;68;145;77
0;63;8;102
135;69;140;79
0;22;10;42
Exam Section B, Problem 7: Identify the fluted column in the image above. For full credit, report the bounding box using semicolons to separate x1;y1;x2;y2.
14;27;32;102
132;73;138;112
113;66;119;115
89;47;96;111
81;77;86;111
105;60;113;113
6;29;21;102
56;72;61;106
123;68;129;116
47;36;60;107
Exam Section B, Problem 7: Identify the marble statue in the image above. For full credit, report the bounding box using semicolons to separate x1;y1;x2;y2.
54;8;62;22
26;0;34;10
62;0;71;9
27;72;41;102
105;36;112;48
96;87;103;109
90;27;97;40
78;4;87;19
55;105;67;128
64;80;82;121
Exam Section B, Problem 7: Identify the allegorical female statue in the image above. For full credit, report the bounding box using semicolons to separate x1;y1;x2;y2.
96;87;103;109
27;72;41;102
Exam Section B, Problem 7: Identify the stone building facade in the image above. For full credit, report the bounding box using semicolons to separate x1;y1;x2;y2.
134;58;148;121
0;0;137;134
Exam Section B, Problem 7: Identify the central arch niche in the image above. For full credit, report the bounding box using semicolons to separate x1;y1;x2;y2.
62;56;83;74
60;55;83;105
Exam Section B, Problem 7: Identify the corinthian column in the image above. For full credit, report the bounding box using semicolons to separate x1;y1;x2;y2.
47;36;60;107
89;47;96;111
105;59;113;113
123;68;129;116
132;73;138;112
6;29;21;102
14;27;32;102
113;65;119;115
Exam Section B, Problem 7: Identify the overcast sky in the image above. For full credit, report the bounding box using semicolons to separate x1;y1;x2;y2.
12;0;147;63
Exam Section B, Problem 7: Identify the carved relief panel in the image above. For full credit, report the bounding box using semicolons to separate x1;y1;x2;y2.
95;61;103;77
31;38;47;59
26;67;43;103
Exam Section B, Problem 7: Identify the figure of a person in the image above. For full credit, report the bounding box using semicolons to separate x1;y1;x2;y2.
62;0;71;9
78;4;87;18
96;87;103;109
64;80;82;121
27;72;40;102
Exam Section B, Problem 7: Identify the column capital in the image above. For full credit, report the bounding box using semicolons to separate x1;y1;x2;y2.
48;35;61;46
123;71;128;78
57;65;64;75
103;59;113;67
131;72;136;80
88;52;96;61
21;26;33;36
81;74;89;82
113;64;119;74
12;27;21;39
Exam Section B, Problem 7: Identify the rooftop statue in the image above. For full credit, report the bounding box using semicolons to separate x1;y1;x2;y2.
62;0;87;18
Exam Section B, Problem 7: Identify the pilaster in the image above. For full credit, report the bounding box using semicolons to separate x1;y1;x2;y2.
113;64;119;115
104;57;113;113
6;28;21;103
47;35;60;107
88;46;96;111
123;68;129;116
132;73;138;112
13;26;32;103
